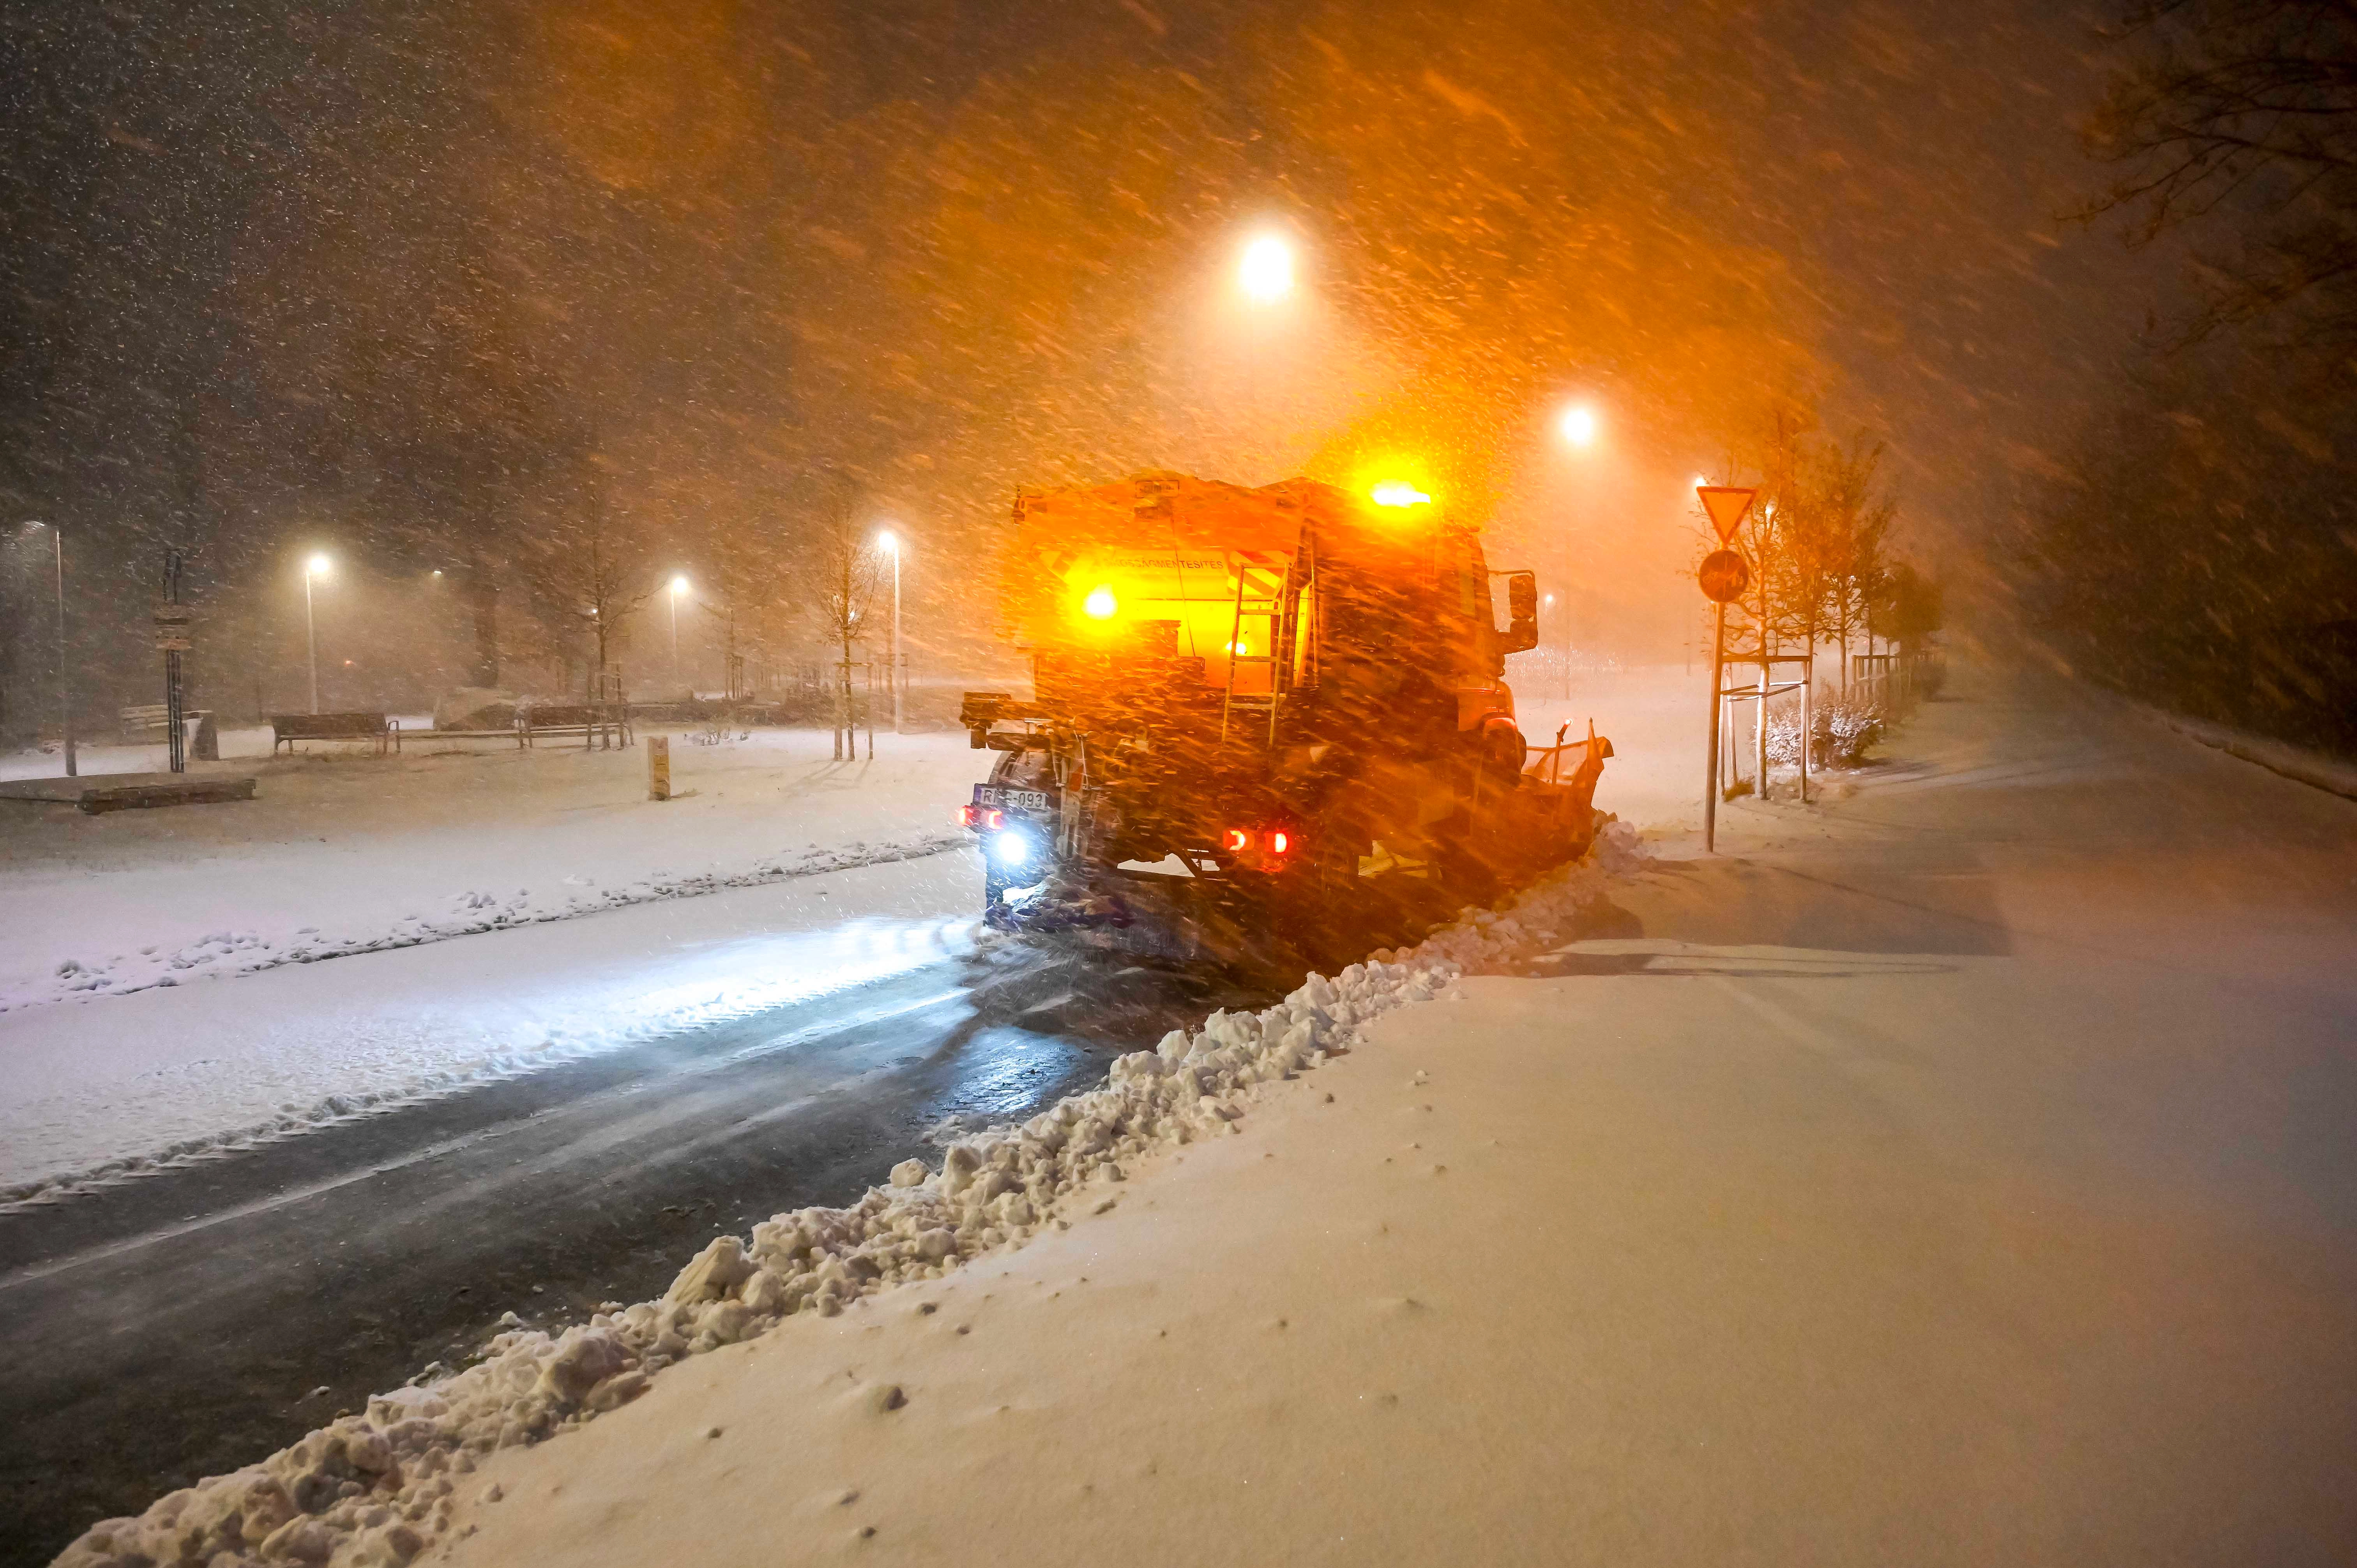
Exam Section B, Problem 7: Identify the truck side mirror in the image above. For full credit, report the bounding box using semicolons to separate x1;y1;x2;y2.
1502;572;1539;654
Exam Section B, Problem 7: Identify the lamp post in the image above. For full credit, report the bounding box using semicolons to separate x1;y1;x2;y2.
876;529;902;734
669;575;689;693
1555;403;1601;699
303;553;330;714
27;523;74;776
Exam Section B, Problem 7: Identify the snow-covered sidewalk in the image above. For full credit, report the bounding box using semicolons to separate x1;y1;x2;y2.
55;669;2357;1566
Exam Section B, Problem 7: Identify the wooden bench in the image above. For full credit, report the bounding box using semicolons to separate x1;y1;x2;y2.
120;704;171;742
270;712;399;756
520;705;630;750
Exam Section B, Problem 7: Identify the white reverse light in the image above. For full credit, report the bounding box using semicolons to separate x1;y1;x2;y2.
991;831;1033;868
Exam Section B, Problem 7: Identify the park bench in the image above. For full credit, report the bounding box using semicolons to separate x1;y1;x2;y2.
120;704;171;742
270;712;399;757
520;704;630;750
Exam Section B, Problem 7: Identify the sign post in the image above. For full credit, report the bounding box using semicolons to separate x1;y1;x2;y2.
1694;486;1758;853
156;552;193;775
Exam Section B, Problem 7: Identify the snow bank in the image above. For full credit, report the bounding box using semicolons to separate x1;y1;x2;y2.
45;823;1646;1568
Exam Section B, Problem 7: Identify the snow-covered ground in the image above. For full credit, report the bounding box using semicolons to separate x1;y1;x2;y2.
55;664;2357;1567
0;726;987;1015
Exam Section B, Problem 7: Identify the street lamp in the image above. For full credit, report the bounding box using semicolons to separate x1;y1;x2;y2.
303;553;331;714
1239;233;1293;302
1557;404;1599;447
669;575;690;692
875;529;903;734
25;523;73;776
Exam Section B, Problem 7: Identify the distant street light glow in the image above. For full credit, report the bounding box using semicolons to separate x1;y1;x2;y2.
301;553;330;714
1371;482;1431;508
1558;404;1598;446
1239;234;1293;301
1083;584;1119;619
668;575;690;690
877;529;903;732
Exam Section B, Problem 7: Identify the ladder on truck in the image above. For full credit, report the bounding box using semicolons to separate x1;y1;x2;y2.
1218;550;1301;748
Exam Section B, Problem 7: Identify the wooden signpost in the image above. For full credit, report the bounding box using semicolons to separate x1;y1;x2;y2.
1694;486;1757;854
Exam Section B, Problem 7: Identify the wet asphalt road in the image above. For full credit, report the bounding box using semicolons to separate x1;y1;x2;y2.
0;937;1274;1568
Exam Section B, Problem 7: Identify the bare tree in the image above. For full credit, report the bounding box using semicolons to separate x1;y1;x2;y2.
528;464;652;704
809;482;882;760
2082;0;2357;343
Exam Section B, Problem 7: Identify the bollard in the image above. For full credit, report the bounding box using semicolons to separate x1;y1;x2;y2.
648;734;671;801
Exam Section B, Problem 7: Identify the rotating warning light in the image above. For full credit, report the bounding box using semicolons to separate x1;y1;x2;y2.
1082;584;1119;619
1370;482;1431;508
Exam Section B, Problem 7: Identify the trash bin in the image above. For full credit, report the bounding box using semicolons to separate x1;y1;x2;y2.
192;710;219;762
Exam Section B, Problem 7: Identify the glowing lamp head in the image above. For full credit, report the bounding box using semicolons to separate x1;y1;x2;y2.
1370;482;1431;509
1239;234;1293;301
305;553;331;578
1558;404;1598;446
1082;584;1119;620
670;574;690;595
876;528;898;553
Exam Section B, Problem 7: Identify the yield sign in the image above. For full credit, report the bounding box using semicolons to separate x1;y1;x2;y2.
1696;485;1758;545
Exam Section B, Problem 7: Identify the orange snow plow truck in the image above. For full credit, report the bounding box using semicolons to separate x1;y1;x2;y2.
958;470;1611;952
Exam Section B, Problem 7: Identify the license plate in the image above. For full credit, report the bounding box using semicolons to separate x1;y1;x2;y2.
974;784;1050;812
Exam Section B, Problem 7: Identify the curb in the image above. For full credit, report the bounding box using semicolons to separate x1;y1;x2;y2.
2149;710;2357;803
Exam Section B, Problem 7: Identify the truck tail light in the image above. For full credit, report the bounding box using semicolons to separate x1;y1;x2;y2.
957;805;976;827
1268;830;1291;855
1223;827;1254;853
986;808;1005;830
